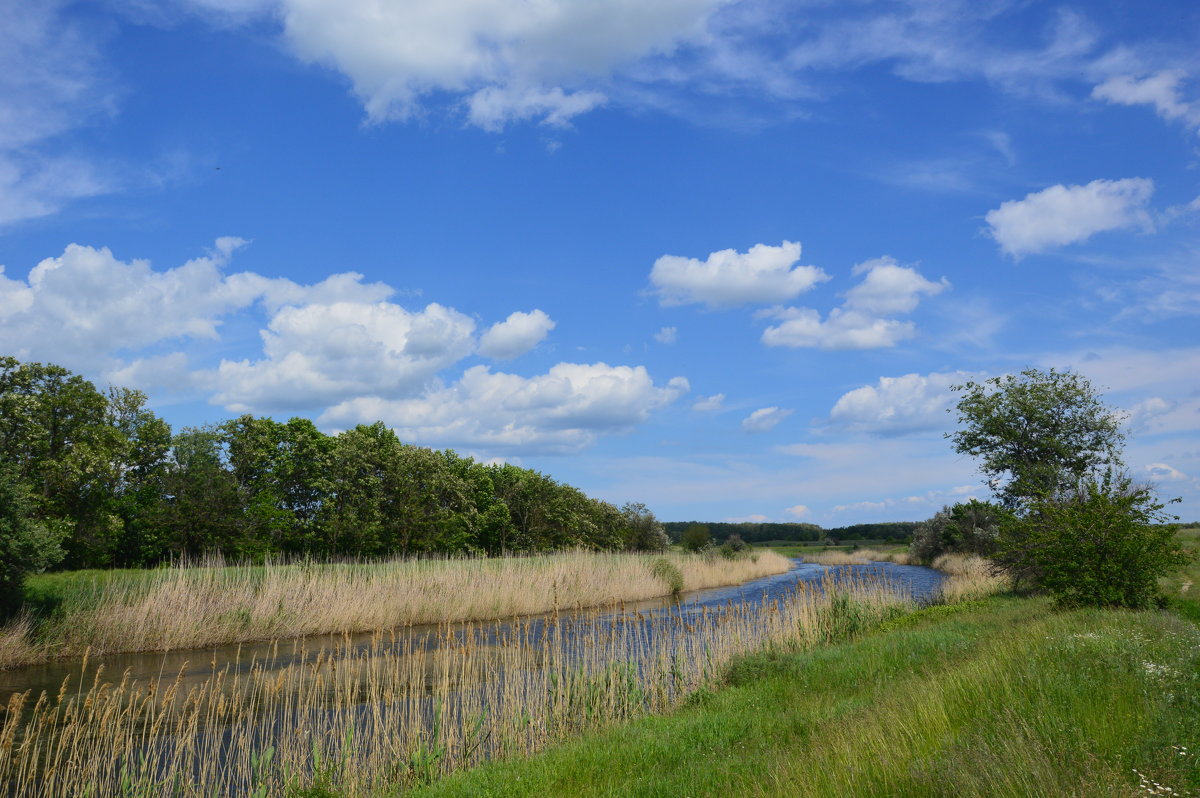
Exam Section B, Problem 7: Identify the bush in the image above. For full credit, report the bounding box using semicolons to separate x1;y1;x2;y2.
719;534;749;559
910;500;1005;562
993;475;1192;608
649;557;684;595
0;465;66;617
680;524;711;553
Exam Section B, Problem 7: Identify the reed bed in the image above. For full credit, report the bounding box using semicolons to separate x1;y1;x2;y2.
801;548;913;566
0;572;911;797
0;550;791;667
931;554;1010;603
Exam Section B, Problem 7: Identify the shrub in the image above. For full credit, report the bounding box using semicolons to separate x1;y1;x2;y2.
0;464;66;617
680;524;711;553
649;557;684;595
910;500;1005;562
719;534;749;559
993;474;1192;608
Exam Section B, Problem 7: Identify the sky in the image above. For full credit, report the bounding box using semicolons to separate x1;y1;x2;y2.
1;0;1198;526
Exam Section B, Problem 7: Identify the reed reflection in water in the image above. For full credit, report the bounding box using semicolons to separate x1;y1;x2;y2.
0;571;915;797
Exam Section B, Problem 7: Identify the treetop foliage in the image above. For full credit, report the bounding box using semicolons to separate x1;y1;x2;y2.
947;368;1125;508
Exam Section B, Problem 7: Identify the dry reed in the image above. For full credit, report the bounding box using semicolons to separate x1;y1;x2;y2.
802;548;912;566
2;550;792;667
931;553;1010;602
0;572;909;797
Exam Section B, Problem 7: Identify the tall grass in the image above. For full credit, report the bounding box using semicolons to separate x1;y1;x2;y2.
0;572;909;797
414;598;1200;798
0;550;791;668
801;548;913;566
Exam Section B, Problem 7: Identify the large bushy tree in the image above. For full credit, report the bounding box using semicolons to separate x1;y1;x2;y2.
948;368;1125;508
994;476;1189;608
947;366;1190;607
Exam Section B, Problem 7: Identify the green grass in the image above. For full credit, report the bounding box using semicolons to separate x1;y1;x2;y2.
405;596;1200;798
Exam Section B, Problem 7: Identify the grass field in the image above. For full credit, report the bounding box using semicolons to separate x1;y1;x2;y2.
409;595;1200;798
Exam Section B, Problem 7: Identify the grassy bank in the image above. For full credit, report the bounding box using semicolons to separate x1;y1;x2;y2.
411;595;1200;798
0;550;792;668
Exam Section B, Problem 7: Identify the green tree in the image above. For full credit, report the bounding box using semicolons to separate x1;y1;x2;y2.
910;499;1005;562
620;502;669;552
994;475;1190;608
948;368;1125;508
0;463;65;616
680;523;711;553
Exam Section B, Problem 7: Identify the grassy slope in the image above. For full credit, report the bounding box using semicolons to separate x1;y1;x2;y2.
408;596;1200;798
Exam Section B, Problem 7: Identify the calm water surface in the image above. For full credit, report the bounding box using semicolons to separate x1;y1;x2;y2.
0;558;945;701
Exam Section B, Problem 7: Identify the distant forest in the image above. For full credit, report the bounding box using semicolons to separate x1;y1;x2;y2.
0;357;666;570
662;521;919;544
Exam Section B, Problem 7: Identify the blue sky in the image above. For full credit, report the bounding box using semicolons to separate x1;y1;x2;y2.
1;0;1198;525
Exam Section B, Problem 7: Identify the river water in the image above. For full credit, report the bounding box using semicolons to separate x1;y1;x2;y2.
0;558;945;701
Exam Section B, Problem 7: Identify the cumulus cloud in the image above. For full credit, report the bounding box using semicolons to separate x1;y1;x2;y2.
0;239;391;371
742;406;793;433
760;257;947;350
692;393;725;411
828;371;972;435
985;178;1155;257
785;504;810;518
319;363;689;455
213;0;723;129
212;301;477;413
649;240;829;308
478;309;555;360
1145;462;1188;482
1093;70;1200;132
654;326;678;345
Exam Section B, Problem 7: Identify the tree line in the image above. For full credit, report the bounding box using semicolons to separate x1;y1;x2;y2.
661;521;918;545
0;357;667;596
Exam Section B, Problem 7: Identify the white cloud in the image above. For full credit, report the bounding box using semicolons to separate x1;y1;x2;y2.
225;0;724;129
319;362;689;455
1093;70;1200;132
0;240;391;371
785;4;1104;95
0;1;116;225
478;309;555;360
844;257;950;315
1145;462;1188;482
692;393;725;411
760;258;947;350
742;406;793;433
985;178;1155;257
212;301;477;412
649;240;829;308
785;504;810;519
829;371;973;435
654;326;678;345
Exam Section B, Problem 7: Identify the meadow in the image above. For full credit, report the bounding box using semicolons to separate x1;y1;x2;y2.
0;550;791;669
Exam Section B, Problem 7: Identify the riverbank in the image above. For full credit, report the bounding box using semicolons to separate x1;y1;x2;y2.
0;549;792;668
411;594;1200;797
0;564;911;796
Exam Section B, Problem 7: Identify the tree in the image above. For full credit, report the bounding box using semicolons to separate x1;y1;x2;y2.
0;463;65;616
680;523;711;552
948;368;1125;508
993;475;1190;608
620;502;669;552
910;500;1005;562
